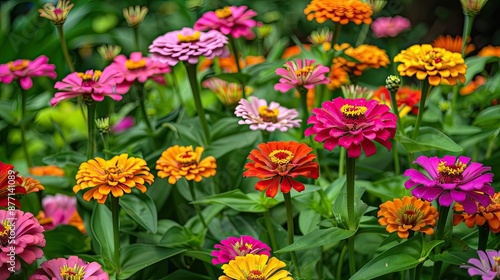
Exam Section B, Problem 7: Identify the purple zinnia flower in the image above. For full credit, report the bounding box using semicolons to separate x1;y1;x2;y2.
0;55;56;90
149;27;230;66
212;235;271;265
108;52;171;85
29;255;109;280
194;6;259;40
371;16;411;38
274;58;329;93
234;97;301;132
404;155;494;213
461;250;500;280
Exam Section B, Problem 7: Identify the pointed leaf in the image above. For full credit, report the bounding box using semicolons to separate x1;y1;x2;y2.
194;189;280;212
396;127;463;153
275;227;355;253
90;203;115;270
120;192;158;234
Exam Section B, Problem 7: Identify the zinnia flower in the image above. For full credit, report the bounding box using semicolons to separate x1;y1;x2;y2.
333;44;390;76
327;65;350;90
0;161;25;208
219;254;293;280
37;194;77;231
108;52;170;86
28;165;65;176
305;97;397;158
461;249;500;280
234;97;301;132
372;86;421;115
156;146;216;185
97;45;122;61
0;210;45;280
453;191;500;233
194;6;259;40
308;27;333;51
377;196;439;239
460;0;489;16
404;155;494;214
281;45;311;59
38;0;73;25
149;27;229;66
478;45;500;57
274;58;330;93
371;16;411;38
203;78;252;107
29;255;108;280
212;236;271;265
243;141;319;198
0;55;56;90
73;154;154;204
50;67;126;106
123;5;148;27
113;116;135;133
394;44;467;86
432;35;475;55
460;75;486;96
304;0;373;25
202;54;265;73
20;176;44;194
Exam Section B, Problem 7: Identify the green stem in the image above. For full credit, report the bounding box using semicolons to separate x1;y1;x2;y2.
411;82;431;140
263;210;279;256
415;262;423;280
20;90;32;168
388;89;401;175
355;24;369;47
283;192;301;279
331;23;342;46
111;196;121;275
86;103;96;159
338;147;346;177
136;84;155;140
56;24;75;72
478;226;490;252
461;15;474;58
229;37;246;99
336;242;348;280
133;26;140;51
188;180;208;229
100;132;110;159
431;205;451;280
298;87;309;137
346;156;357;276
185;63;211;144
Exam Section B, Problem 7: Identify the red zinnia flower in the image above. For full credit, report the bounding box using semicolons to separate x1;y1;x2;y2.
0;161;26;208
243;141;319;198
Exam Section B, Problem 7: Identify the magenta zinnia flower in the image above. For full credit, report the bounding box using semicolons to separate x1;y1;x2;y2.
404;155;494;214
234;97;301;132
461;249;500;280
194;6;259;40
212;235;271;265
30;255;109;280
274;58;330;93
0;210;45;280
108;52;170;85
0;55;56;90
149;27;229;66
371;16;411;38
50;67;126;106
113;116;135;133
39;194;77;230
305;97;397;158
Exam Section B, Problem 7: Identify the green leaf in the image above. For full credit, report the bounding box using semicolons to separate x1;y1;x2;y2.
42;225;91;260
473;105;500;127
194;189;280;213
205;130;261;159
118;244;186;279
332;185;369;229
120;192;158;234
90;203;115;270
159;223;201;248
465;56;500;83
275;227;355;253
299;209;321;235
159;269;211;280
396;127;463;153
42;151;87;167
183;249;214;264
185;204;225;233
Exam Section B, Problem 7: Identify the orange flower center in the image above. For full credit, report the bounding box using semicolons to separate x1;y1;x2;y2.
60;264;85;280
247;270;264;280
215;7;232;19
258;106;279;123
176;151;198;167
397;204;424;226
177;32;201;43
0;220;12;247
423;50;443;65
104;166;123;182
295;65;315;76
125;58;147;70
269;150;294;165
437;161;466;184
340;104;367;125
8;60;29;71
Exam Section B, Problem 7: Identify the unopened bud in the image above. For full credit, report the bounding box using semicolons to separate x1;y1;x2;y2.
38;0;74;25
97;45;122;61
460;0;488;16
95;117;110;133
123;5;148;27
385;75;401;92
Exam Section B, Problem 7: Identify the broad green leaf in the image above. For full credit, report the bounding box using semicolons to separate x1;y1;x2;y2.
118;244;186;279
432;250;479;266
396;127;463;153
276;227;355;253
183;249;213;264
120;192;158;234
42;151;87;167
473;105;500;127
194;189;280;212
459;130;496;150
159;223;202;248
90;203;115;270
205;130;261;158
185;204;225;233
332;185;369;229
42;225;91;260
299;209;321;235
465;56;500;83
363;176;410;202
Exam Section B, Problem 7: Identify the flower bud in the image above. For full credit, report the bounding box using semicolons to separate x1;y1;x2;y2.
385;75;401;92
97;45;122;61
123;5;148;27
460;0;488;16
38;0;74;25
95;117;111;134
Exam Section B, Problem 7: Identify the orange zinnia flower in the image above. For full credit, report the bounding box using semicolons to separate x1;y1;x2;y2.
281;44;311;59
243;141;319;198
20;176;44;194
28;165;65;176
460;75;486;95
68;211;87;234
378;196;439;239
334;44;389;76
199;54;265;73
327;64;350;89
372;86;421;115
156;145;217;185
478;45;500;57
432;35;475;56
73;154;154;203
453;192;500;233
304;0;373;25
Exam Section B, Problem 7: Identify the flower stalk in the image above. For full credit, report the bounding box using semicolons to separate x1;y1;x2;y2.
86;102;96;159
412;82;431;140
431;205;450;280
298;87;309;136
20;89;32;168
185;63;211;143
111;196;122;275
346;156;356;276
188;180;208;229
478;225;489;252
56;24;75;73
228;37;246;99
283;192;301;278
263;210;279;256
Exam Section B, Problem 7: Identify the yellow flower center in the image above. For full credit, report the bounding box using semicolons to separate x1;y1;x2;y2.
247;270;265;280
340;104;367;125
125;58;147;70
495;256;500;267
269;150;294;165
104;165;123;182
8;60;29;71
397;204;424;226
295;65;315;76
245;243;253;250
78;70;102;82
177;32;201;43
0;220;12;246
215;7;232;19
176;151;198;167
437;161;466;184
60;264;86;280
258;106;279;123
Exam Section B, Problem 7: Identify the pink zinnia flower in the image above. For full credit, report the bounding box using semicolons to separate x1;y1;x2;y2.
149;27;230;66
274;58;330;93
234;97;301;132
371;16;411;38
212;235;271;265
0;210;45;279
30;255;109;280
0;55;56;90
404;155;494;214
108;52;170;86
461;249;500;280
50;67;126;106
305;97;397;158
194;6;259;40
39;194;77;230
113;116;135;133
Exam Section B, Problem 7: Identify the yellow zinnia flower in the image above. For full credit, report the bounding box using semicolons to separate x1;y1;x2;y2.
219;254;293;280
304;0;373;25
156;145;216;185
394;44;467;86
73;154;154;204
